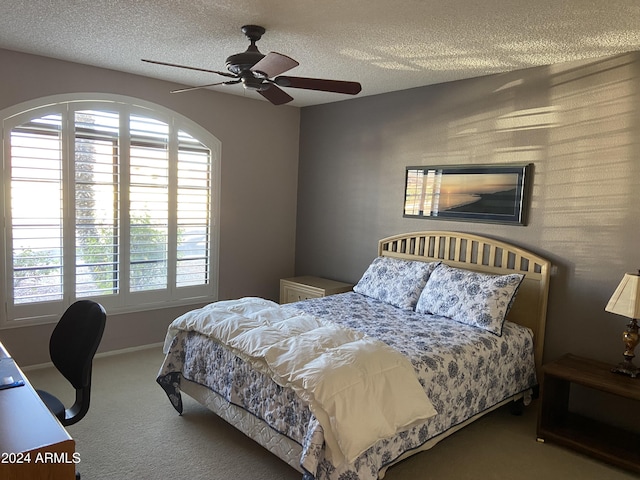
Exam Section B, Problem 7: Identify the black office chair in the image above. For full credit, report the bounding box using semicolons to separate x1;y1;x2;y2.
37;300;106;427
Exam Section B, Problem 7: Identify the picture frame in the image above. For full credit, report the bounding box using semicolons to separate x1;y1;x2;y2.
403;164;532;225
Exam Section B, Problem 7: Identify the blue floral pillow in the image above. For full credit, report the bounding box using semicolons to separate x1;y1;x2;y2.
353;257;440;310
415;264;524;335
353;257;441;310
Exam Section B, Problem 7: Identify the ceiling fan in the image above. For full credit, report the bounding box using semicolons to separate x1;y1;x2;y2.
142;25;362;105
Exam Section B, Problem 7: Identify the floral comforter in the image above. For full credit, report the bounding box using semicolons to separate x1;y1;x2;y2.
157;292;536;480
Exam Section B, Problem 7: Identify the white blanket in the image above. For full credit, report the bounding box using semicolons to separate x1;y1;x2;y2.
164;297;437;465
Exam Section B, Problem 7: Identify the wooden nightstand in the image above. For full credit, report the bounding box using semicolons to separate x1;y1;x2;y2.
279;276;352;304
537;353;640;474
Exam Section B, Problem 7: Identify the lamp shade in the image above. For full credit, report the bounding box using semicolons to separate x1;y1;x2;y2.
605;272;640;319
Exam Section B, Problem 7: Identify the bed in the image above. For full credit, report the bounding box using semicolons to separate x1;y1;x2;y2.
157;231;551;480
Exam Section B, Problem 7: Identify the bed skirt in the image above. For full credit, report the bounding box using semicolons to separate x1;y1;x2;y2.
175;374;529;479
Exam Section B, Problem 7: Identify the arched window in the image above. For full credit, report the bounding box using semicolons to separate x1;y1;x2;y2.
1;95;220;325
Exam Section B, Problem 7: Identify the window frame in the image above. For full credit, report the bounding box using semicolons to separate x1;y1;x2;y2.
1;94;221;327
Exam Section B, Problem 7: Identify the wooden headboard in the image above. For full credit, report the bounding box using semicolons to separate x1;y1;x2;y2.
379;231;551;378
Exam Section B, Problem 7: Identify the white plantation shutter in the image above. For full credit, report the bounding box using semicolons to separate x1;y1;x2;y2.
2;97;219;324
176;130;212;288
74;110;121;298
9;115;65;306
129;114;169;292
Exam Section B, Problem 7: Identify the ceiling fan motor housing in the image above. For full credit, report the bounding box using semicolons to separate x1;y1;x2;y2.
225;25;266;76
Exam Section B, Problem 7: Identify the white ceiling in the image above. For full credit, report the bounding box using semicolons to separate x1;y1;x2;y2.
1;1;639;107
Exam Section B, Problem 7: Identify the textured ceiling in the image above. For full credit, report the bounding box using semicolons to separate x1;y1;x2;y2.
1;1;640;107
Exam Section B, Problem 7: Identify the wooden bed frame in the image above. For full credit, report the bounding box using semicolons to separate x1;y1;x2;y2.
379;231;551;379
175;231;552;478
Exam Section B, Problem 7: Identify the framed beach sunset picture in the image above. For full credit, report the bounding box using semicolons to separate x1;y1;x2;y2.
403;164;532;225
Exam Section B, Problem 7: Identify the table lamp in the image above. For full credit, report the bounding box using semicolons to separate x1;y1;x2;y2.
605;270;640;378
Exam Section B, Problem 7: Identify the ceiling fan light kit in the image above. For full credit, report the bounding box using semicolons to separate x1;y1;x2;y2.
142;25;361;105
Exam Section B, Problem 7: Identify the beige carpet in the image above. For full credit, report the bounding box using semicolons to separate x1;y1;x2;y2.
26;347;637;480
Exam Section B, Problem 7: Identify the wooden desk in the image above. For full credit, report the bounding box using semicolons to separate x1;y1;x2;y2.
0;342;76;480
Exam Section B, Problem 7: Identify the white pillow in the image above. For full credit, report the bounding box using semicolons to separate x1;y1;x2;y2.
415;264;524;335
353;257;440;310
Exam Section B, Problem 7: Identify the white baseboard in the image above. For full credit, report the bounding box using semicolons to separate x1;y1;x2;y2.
95;341;164;360
22;342;164;372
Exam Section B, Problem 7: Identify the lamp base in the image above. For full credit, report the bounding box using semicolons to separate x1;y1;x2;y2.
611;318;639;378
611;361;639;378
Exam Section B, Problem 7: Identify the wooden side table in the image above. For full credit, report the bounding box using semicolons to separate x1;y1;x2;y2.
280;276;352;304
537;353;640;474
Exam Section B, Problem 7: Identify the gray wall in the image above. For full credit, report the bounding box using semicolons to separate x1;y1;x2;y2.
0;49;300;365
297;52;640;369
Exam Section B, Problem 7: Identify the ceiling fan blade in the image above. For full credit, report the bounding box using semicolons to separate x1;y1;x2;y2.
170;80;241;94
274;76;362;95
142;59;237;79
258;84;294;105
251;52;299;78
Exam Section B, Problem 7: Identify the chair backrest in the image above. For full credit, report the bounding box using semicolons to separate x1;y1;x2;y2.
49;300;107;390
